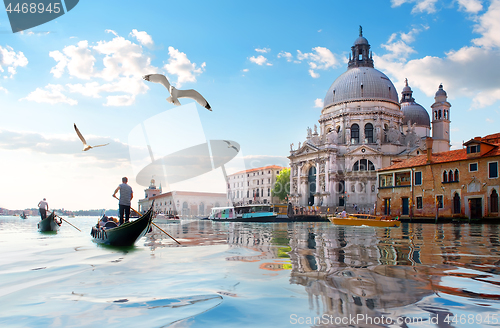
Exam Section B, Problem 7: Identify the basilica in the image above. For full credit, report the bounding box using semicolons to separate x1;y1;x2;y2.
288;28;451;211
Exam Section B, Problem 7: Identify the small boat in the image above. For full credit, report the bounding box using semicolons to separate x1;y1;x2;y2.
209;205;277;222
38;212;60;231
155;213;180;222
20;211;28;220
91;207;154;246
328;214;401;227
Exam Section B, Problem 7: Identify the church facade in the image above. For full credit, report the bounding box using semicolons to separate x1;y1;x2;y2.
288;28;451;211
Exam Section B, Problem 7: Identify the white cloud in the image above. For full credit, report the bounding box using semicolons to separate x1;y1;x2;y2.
376;2;500;110
297;46;338;78
390;0;438;14
130;29;154;47
255;47;270;53
49;40;95;79
0;45;28;79
486;118;494;123
457;0;483;13
242;69;249;72
249;55;272;66
277;51;293;62
35;30;158;106
314;98;324;108
0;129;130;164
163;46;206;87
472;0;500;48
21;84;77;105
0;86;7;94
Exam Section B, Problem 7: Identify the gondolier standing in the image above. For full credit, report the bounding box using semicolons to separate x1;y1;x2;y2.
38;198;49;220
113;177;133;225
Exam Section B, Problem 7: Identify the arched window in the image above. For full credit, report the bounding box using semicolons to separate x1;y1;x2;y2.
491;189;499;213
453;193;461;214
383;124;389;143
351;124;359;144
454;169;459;182
448;170;454;182
443;171;448;183
438;110;442;119
353;159;375;171
364;123;374;143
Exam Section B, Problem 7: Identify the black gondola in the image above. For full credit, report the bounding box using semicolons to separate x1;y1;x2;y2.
20;212;28;220
38;212;60;232
90;207;154;246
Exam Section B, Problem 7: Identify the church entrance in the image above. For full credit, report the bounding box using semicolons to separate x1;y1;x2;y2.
469;198;482;219
308;167;316;205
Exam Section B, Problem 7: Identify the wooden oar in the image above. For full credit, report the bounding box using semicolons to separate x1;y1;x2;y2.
130;207;181;245
57;216;82;232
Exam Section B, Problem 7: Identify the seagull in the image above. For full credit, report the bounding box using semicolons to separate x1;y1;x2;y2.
142;74;211;111
74;123;109;151
223;140;239;152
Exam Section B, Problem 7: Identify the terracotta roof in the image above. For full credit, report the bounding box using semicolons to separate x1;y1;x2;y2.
379;145;500;172
231;165;287;176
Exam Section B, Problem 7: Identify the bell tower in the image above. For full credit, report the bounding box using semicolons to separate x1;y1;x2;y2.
431;84;451;153
348;26;374;69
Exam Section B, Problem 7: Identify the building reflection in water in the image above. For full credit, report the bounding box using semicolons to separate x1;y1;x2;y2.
145;220;500;325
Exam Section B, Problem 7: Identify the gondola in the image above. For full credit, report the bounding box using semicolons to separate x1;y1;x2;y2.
38;212;60;232
90;207;154;246
20;211;28;220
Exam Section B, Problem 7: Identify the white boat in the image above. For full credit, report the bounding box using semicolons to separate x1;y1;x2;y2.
209;205;278;222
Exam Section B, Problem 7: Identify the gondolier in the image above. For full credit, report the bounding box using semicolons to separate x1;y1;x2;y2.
38;198;49;220
113;177;133;225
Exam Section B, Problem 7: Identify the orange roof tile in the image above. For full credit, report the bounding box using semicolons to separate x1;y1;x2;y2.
380;145;500;171
231;165;287;176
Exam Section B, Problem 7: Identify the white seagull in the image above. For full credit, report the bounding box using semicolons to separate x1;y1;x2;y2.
74;123;109;151
142;74;211;111
223;140;239;152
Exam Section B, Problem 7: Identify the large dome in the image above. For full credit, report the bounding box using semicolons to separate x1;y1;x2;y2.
323;67;399;108
401;102;430;127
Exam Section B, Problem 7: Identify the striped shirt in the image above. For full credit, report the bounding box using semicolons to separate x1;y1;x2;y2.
118;183;133;206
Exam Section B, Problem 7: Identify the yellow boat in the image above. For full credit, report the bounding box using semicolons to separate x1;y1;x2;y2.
328;214;401;227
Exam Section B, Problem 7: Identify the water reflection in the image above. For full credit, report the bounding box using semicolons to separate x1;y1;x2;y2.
147;221;500;326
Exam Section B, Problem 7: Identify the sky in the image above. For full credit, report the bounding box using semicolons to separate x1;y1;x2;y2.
0;0;499;210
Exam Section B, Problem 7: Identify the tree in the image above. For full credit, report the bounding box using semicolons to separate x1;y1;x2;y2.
272;168;290;202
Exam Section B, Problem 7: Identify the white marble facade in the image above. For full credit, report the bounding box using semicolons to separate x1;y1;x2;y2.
288;29;450;210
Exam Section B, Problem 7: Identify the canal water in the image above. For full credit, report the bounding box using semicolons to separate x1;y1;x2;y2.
1;216;499;327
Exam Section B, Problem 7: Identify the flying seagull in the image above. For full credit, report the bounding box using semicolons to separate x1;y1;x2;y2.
223;140;239;152
142;74;211;111
74;123;109;151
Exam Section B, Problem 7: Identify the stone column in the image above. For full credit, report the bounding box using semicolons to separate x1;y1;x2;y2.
314;160;320;205
325;159;330;205
360;119;365;144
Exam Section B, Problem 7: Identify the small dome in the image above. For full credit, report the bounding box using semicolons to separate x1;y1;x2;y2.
354;36;369;46
435;84;447;97
401;102;430;127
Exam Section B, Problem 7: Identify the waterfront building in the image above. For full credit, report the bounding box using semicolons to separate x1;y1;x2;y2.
376;134;500;220
227;165;286;205
138;178;229;217
289;28;451;210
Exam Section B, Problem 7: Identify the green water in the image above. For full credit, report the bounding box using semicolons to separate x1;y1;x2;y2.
1;216;499;327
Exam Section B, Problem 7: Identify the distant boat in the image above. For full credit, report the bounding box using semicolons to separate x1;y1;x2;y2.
20;212;28;220
90;207;154;246
329;214;401;227
209;205;277;222
38;212;60;232
155;213;180;223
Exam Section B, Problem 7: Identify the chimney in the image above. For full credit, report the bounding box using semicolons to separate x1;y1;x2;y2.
426;137;433;163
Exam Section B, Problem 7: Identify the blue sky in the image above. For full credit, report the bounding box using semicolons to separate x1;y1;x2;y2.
1;0;499;210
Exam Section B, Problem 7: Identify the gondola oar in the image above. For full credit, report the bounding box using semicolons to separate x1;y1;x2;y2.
130;207;181;245
57;216;81;232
